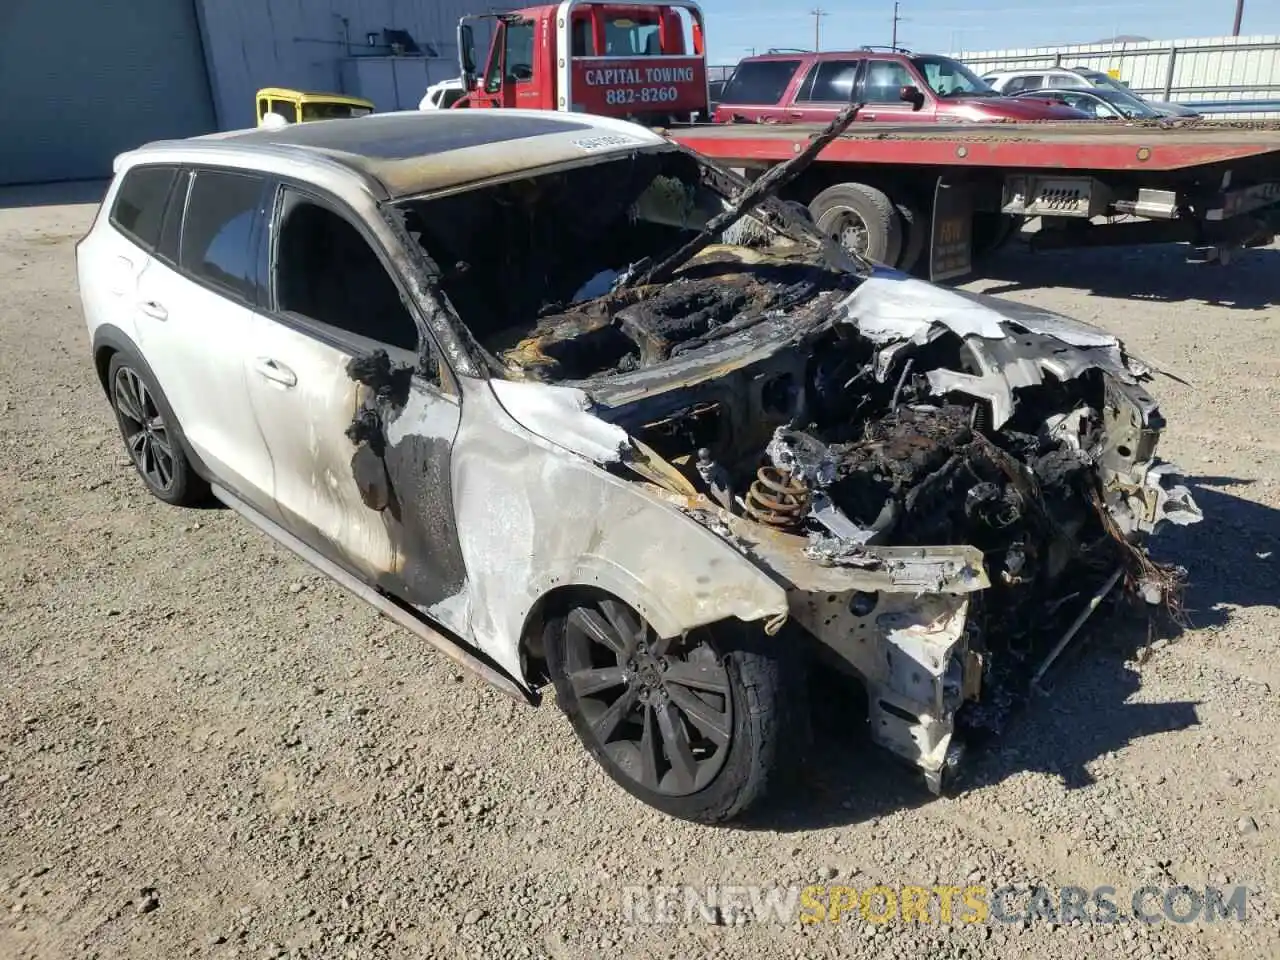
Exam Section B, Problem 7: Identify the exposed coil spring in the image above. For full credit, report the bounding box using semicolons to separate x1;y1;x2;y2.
743;466;810;530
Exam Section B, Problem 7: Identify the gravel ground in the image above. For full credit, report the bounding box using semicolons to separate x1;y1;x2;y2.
1;183;1277;960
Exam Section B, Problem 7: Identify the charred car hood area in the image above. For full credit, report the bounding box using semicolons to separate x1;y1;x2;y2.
353;140;1201;791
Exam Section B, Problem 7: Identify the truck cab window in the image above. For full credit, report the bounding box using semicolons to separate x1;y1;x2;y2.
605;17;660;55
504;20;535;84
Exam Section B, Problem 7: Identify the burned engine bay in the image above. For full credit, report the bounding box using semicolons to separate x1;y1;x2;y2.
393;142;1203;787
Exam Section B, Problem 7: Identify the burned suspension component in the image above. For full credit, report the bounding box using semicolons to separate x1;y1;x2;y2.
743;466;811;530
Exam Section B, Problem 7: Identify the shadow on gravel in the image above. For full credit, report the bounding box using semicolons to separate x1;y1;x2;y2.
0;180;108;210
744;616;1202;832
1151;476;1280;626
969;241;1279;310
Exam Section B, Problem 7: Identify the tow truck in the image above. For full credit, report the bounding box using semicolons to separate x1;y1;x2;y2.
450;0;1280;279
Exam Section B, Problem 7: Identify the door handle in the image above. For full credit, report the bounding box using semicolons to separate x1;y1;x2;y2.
253;357;297;387
862;112;877;121
789;110;804;118
139;300;167;321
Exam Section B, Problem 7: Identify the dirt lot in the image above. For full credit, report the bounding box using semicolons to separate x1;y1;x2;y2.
1;183;1278;960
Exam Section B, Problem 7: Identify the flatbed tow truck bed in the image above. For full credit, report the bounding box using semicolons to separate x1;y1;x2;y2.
659;119;1280;278
666;118;1280;171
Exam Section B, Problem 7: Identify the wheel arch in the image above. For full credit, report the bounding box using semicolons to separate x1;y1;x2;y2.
91;325;213;484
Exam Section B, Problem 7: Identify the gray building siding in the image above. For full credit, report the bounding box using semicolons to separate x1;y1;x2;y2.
1;0;506;184
0;0;215;184
198;0;509;129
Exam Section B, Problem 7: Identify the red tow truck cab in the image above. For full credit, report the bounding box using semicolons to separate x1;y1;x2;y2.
454;0;711;124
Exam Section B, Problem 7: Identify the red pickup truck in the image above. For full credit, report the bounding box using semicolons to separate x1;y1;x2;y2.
713;50;1087;125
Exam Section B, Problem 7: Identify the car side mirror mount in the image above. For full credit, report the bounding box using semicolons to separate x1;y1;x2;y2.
899;84;925;110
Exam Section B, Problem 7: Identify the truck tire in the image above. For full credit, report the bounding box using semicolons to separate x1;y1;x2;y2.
971;213;1023;264
810;183;903;266
894;198;927;274
545;596;796;824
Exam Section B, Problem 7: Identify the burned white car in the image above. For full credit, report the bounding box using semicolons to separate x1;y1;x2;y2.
79;110;1201;823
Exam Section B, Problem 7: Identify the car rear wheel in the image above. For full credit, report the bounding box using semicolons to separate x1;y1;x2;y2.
546;595;793;823
107;353;206;506
810;182;903;266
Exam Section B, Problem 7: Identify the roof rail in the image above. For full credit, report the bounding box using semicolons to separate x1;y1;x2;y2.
859;44;912;53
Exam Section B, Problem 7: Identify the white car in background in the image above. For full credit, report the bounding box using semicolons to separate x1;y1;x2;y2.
419;78;465;110
981;66;1200;117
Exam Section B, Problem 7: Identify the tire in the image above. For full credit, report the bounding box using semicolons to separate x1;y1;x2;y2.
971;212;1023;264
809;182;903;266
546;595;794;824
894;198;927;274
107;352;207;506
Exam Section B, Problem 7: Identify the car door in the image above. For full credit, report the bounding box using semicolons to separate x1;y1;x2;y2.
243;182;468;613
857;58;934;122
131;166;281;520
789;57;862;122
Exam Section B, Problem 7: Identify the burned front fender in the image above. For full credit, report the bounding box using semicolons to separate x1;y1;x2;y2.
448;379;790;682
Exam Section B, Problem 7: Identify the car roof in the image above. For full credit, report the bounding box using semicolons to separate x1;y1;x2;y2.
737;50;914;63
121;110;671;200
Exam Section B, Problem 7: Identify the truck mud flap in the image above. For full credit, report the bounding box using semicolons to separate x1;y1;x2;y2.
930;175;974;282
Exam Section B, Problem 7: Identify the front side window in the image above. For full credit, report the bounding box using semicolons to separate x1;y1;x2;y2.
862;60;915;102
719;60;801;106
798;59;860;102
504;20;535;83
180;170;265;302
110;165;178;251
1004;75;1044;94
273;194;418;354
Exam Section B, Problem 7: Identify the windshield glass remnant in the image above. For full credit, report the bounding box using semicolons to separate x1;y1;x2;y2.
397;149;863;383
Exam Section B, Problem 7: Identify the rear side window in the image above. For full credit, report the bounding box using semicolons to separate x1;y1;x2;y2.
110;165;178;251
719;60;801;105
1005;75;1045;94
798;59;860;102
180;170;265;303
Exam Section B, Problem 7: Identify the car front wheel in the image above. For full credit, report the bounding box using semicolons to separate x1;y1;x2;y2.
107;352;206;506
546;595;794;823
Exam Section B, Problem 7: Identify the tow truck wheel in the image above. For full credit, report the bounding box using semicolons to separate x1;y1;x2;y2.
545;596;796;824
893;198;927;274
810;183;903;266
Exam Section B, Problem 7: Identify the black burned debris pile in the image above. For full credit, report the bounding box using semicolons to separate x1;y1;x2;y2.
502;256;852;380
762;398;1111;592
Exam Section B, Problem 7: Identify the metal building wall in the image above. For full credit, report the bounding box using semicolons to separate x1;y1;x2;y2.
197;0;512;130
954;35;1280;117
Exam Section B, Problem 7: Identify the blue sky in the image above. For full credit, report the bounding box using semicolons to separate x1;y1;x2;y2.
699;1;1280;63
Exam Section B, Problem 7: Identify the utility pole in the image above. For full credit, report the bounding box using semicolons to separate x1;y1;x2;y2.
891;1;902;51
1232;0;1245;36
810;8;827;52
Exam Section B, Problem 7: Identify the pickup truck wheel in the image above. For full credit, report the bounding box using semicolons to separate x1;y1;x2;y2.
546;597;792;824
810;183;903;266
